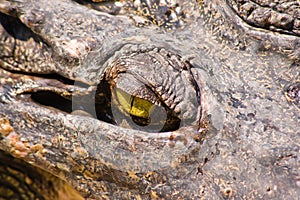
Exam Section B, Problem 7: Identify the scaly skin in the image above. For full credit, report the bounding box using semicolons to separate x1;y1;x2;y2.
0;0;299;199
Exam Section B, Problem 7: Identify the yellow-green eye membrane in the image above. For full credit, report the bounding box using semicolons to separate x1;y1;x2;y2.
115;88;154;120
110;87;180;132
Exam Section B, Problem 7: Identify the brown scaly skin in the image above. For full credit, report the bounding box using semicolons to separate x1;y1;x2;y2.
0;0;300;199
0;149;84;200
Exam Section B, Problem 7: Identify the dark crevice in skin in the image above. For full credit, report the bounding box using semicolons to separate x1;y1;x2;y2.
72;0;122;15
0;68;76;86
0;12;47;44
94;79;116;125
73;0;114;6
31;91;73;113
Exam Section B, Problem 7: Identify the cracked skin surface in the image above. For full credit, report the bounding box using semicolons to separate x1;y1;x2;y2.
0;0;300;199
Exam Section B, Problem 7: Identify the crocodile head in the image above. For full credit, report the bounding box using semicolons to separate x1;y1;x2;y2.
0;0;299;199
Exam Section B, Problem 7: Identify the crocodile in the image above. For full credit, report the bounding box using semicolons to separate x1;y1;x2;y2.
0;0;299;199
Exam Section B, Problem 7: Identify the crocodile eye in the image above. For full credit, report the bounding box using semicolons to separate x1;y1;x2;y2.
110;87;179;132
115;88;154;120
101;48;201;132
